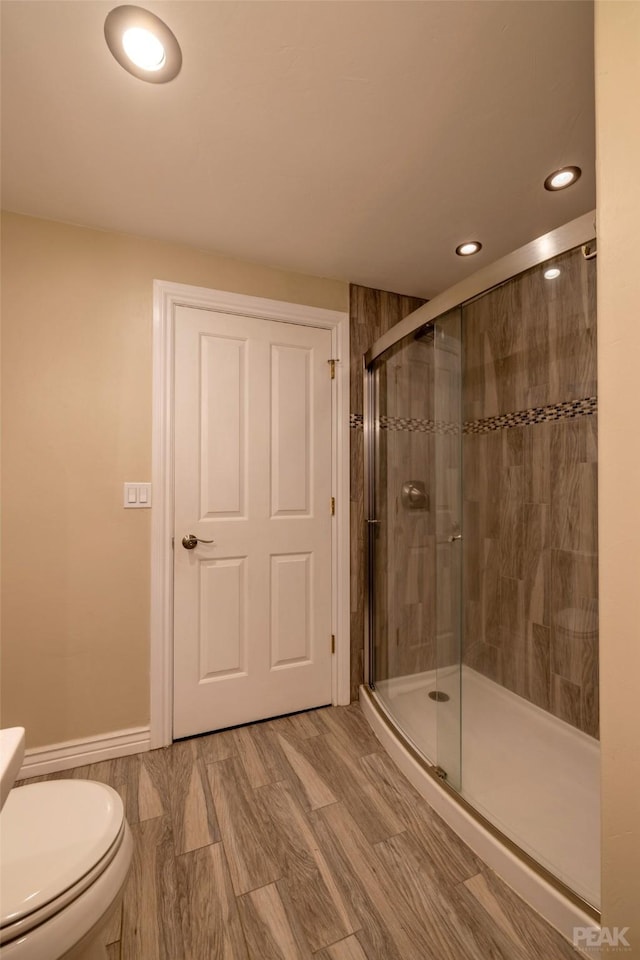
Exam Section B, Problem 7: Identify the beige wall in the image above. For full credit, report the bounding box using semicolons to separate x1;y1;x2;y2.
0;211;347;749
595;1;640;949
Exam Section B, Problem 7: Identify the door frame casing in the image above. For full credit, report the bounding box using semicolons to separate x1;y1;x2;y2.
150;280;350;748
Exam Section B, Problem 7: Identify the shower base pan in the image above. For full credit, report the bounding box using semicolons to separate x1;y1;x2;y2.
360;668;600;946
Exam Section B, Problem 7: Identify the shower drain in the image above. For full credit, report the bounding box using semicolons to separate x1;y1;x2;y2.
428;690;450;702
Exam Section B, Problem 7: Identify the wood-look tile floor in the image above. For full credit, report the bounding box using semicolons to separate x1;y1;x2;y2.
22;705;582;959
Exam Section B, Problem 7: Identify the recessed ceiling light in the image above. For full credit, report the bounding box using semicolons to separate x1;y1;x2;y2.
455;241;482;257
544;166;582;191
105;5;181;83
544;267;561;280
122;27;165;71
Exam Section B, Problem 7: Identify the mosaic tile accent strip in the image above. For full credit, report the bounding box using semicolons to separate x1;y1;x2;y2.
464;396;597;435
379;414;459;435
349;397;597;434
348;412;457;434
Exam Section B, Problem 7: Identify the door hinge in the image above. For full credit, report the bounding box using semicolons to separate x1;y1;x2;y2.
331;634;336;654
328;358;339;379
331;496;335;516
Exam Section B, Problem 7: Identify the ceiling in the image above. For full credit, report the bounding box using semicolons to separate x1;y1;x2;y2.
1;0;595;299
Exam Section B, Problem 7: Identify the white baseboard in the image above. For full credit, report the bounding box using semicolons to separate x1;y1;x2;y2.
17;726;151;780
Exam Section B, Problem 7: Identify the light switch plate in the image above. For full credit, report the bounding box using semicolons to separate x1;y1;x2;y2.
124;482;152;508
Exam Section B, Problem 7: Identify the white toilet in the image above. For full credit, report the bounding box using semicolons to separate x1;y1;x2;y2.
0;773;133;959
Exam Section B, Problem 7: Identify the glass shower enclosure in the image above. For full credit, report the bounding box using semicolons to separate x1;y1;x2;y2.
365;213;600;911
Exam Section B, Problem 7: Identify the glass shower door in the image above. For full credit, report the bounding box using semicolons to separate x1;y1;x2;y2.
368;330;440;763
433;309;463;790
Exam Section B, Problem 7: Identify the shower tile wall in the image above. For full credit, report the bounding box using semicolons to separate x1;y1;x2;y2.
350;284;425;700
461;247;599;737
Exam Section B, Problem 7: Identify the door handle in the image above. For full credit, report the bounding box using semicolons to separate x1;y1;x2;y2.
181;534;215;550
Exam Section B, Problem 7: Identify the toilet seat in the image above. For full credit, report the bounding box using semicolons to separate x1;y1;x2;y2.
0;780;130;953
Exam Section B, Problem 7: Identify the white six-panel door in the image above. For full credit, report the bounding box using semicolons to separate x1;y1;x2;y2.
173;305;333;738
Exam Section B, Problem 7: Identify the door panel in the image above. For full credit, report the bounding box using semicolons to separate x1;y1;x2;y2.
198;557;247;679
270;552;312;667
271;344;311;516
200;335;246;517
173;306;333;738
